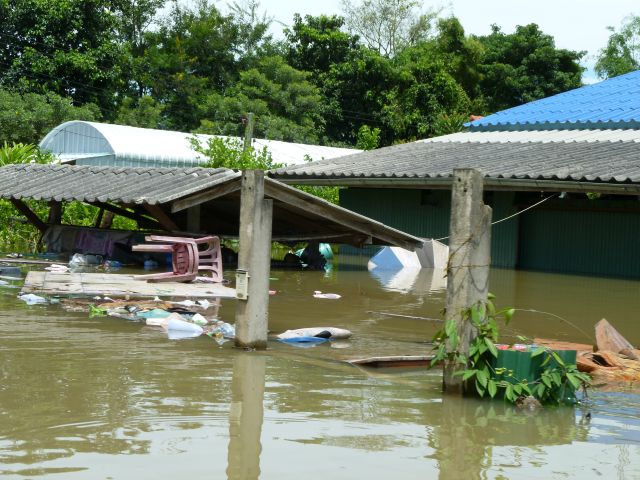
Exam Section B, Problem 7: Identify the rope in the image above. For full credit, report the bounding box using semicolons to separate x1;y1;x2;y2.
434;193;558;242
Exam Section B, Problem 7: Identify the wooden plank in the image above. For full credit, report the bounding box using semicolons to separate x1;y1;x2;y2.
595;318;634;353
347;355;434;368
11;199;47;232
264;178;421;251
92;202;160;229
171;179;242;213
22;271;236;299
144;204;179;232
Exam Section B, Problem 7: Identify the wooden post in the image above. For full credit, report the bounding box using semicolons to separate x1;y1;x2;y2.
226;353;266;480
187;205;201;233
47;201;63;225
243;112;255;152
235;170;272;349
443;168;492;394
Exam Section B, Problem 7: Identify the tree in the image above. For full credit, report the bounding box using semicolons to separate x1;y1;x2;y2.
196;56;325;143
227;0;274;64
144;0;243;131
595;15;640;79
115;96;164;128
0;0;128;114
433;17;483;102
340;0;440;57
476;24;584;113
0;89;99;145
284;14;360;75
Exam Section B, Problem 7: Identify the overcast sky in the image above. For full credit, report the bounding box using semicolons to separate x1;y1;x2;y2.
226;0;640;82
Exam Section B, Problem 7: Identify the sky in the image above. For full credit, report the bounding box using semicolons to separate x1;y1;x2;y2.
230;0;640;82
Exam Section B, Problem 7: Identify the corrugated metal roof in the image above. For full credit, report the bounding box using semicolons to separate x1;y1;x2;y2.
39;121;361;167
423;129;640;144
468;70;640;130
0;164;240;205
272;130;640;186
0;164;424;249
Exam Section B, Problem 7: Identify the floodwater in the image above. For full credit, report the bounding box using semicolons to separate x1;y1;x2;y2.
0;260;639;479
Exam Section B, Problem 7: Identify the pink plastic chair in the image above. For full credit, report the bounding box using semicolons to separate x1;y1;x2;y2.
132;235;223;283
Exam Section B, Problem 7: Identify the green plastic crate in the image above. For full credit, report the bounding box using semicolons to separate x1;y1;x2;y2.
490;348;578;404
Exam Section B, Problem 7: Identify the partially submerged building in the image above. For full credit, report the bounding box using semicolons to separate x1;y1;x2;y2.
272;70;640;279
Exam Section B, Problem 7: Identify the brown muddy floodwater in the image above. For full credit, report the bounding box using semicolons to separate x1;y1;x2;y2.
0;260;639;479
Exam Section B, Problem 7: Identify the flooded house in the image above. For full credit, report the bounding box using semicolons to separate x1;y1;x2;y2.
272;70;640;279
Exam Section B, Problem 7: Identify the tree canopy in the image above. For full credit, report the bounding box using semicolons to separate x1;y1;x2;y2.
2;0;590;148
595;15;640;79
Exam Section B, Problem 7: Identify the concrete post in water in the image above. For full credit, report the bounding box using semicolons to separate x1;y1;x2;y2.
235;170;272;349
443;168;492;394
226;353;266;480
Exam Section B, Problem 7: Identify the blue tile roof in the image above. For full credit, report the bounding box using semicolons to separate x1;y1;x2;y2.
468;70;640;131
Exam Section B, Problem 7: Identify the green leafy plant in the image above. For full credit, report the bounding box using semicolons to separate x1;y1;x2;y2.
431;295;591;405
190;136;283;170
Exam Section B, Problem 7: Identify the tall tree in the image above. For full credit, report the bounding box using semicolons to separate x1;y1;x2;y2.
595;15;640;79
284;14;359;75
476;24;584;113
197;56;325;143
340;0;439;57
144;0;242;130
0;89;99;144
0;0;128;114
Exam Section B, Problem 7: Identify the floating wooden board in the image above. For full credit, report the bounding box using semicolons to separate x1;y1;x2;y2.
347;355;434;368
22;271;236;299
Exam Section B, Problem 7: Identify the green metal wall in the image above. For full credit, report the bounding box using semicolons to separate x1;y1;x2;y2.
339;188;640;279
517;202;640;278
339;188;519;269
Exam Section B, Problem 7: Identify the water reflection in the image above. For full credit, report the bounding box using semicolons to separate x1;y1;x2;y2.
227;353;266;480
431;396;589;480
0;265;639;478
369;267;447;294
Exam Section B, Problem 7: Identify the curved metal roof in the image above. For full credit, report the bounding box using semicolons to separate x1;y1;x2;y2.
468;70;640;131
39;121;360;167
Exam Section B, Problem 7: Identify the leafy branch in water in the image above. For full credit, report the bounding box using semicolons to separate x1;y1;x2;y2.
431;295;591;405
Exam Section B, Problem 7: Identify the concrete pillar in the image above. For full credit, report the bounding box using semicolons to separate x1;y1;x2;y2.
235;170;272;349
443;168;492;394
226;353;266;480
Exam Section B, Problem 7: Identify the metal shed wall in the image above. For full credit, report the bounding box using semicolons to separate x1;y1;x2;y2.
518;202;640;278
339;188;640;278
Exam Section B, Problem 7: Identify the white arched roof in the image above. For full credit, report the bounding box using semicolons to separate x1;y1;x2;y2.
40;121;360;167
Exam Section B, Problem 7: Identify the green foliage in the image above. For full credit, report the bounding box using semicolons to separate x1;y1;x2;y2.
432;112;468;136
197;56;325;143
0;89;99;145
0;0;128;113
475;24;584;113
595;15;640;79
285;14;360;74
0;142;54;166
355;125;381;150
115;96;164;129
191;136;283;170
431;297;591;405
